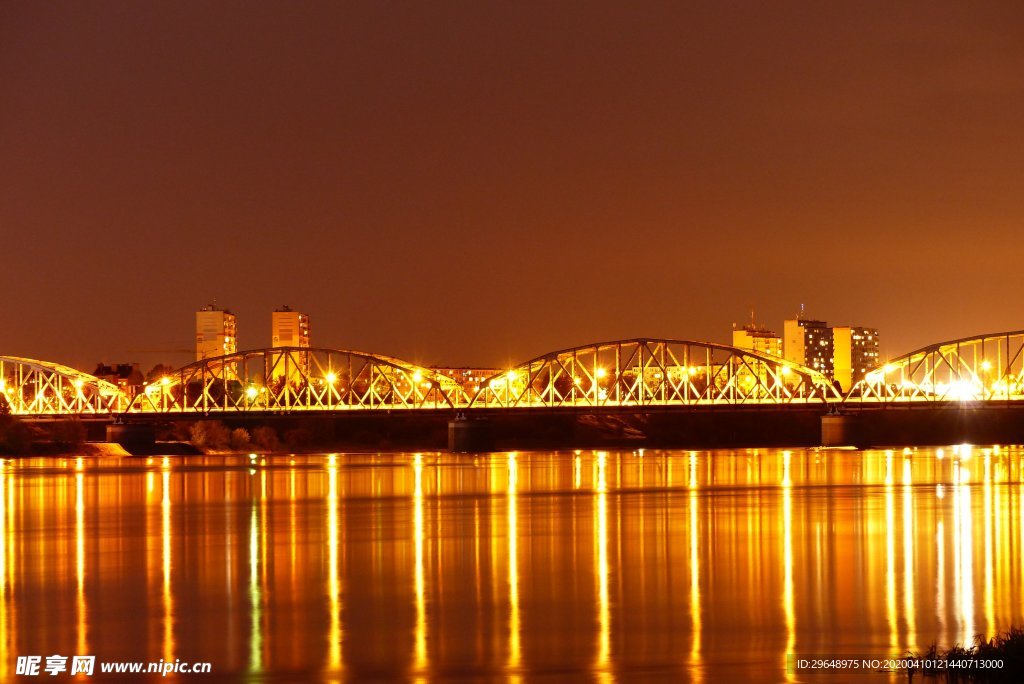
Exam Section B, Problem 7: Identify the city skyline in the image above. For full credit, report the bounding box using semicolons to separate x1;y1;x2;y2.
4;2;1023;370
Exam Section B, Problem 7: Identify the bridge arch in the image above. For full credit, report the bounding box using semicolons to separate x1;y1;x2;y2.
129;347;469;413
469;338;837;408
0;356;127;415
848;329;1024;404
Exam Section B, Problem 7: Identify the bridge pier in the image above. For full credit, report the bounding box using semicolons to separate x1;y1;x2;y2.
106;423;156;452
821;413;862;447
448;415;494;452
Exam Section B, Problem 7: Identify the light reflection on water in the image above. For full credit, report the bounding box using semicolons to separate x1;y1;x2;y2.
0;447;1021;681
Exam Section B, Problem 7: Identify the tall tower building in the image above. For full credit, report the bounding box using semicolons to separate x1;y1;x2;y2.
195;305;237;361
833;326;880;392
270;306;311;382
783;318;834;377
271;306;311;348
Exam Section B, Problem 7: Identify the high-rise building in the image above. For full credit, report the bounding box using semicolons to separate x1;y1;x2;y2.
732;323;784;392
195;305;237;360
732;324;782;358
272;306;311;348
833;326;880;392
271;306;311;382
783;318;833;377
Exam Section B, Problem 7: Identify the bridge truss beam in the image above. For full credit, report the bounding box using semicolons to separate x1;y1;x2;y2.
129;347;468;413
0;356;127;415
470;338;838;408
847;330;1024;405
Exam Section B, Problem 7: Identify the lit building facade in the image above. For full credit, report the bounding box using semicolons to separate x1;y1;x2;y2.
272;306;311;348
783;318;833;377
732;324;784;390
833;326;880;392
195;305;237;360
732;325;782;358
92;362;145;397
271;306;311;381
432;368;502;398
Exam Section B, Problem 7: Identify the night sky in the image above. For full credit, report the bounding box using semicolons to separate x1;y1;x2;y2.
3;1;1023;372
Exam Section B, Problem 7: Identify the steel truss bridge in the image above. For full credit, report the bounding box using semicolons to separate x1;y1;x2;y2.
4;331;1024;418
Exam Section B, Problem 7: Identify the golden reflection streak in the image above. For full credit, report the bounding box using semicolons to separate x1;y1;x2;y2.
885;451;896;654
782;450;794;683
954;461;974;645
248;498;262;673
161;467;174;665
507;452;520;683
689;452;702;682
412;454;427;680
0;462;7;682
902;457;915;649
595;452;611;684
76;466;87;658
983;453;994;638
936;513;946;636
326;455;342;673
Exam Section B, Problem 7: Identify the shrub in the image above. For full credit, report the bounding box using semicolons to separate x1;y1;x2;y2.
283;428;312;451
229;428;252;451
0;416;36;454
189;420;230;450
251;426;280;452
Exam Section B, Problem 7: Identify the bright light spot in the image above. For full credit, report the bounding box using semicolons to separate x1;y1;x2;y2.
595;367;607;379
936;448;944;460
160;376;171;386
883;364;895;374
507;370;518;381
246;386;258;399
687;366;698;376
412;370;423;383
325;372;337;384
489;379;498;390
780;366;791;376
947;380;980;401
249;453;258;461
981;360;992;371
936;484;945;499
0;379;5;391
73;378;84;390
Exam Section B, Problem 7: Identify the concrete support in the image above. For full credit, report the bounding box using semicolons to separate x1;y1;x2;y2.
106;423;156;452
821;413;861;447
448;415;493;452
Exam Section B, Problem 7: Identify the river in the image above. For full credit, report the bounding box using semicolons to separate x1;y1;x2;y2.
0;446;1021;681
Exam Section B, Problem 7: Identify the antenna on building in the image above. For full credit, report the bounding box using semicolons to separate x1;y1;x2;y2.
799;303;805;320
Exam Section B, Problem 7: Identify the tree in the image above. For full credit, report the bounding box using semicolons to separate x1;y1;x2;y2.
146;364;176;384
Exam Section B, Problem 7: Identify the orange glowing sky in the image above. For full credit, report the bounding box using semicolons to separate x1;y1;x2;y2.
2;2;1023;371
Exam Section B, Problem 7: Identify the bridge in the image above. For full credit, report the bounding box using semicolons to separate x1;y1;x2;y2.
3;331;1024;418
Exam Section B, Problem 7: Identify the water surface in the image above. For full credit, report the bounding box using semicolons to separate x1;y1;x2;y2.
1;446;1022;681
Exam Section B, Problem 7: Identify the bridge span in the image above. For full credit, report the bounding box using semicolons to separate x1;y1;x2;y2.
4;330;1024;420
